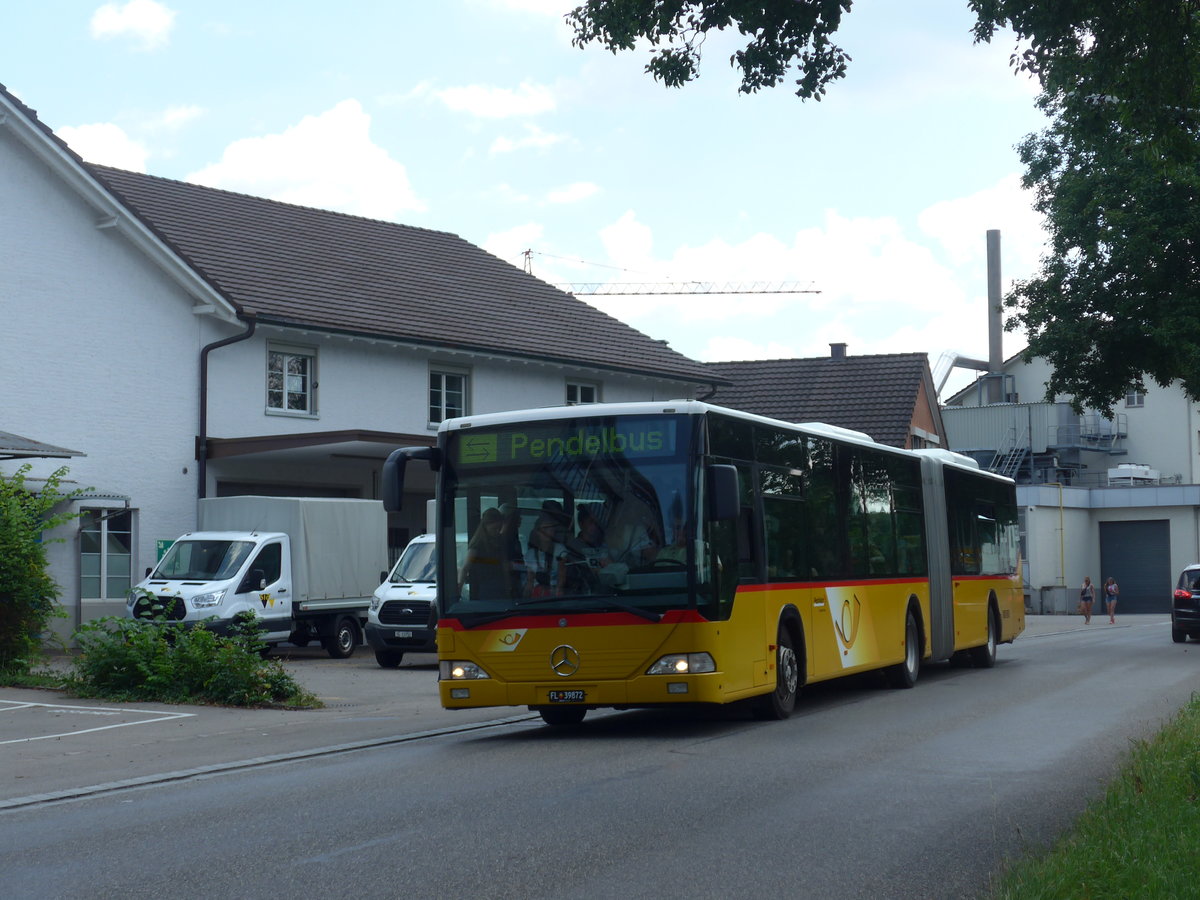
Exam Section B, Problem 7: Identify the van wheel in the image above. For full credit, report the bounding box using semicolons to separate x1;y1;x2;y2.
324;616;359;659
886;609;920;689
375;649;405;668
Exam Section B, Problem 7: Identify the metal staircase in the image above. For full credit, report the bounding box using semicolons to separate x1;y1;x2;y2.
989;427;1030;478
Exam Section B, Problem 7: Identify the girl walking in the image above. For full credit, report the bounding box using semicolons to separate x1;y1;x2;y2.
1079;576;1095;624
1104;576;1119;624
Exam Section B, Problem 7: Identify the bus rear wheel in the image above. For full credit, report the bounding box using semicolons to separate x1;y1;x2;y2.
886;609;920;689
538;706;587;727
970;607;998;668
753;627;799;720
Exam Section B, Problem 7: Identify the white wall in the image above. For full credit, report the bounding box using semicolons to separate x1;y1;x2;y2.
1;126;237;633
205;328;692;441
4;125;703;638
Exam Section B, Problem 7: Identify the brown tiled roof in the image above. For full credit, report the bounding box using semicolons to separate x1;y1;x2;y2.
85;165;715;385
704;353;933;448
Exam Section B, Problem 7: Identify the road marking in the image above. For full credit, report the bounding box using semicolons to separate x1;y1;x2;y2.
0;713;536;812
0;700;194;745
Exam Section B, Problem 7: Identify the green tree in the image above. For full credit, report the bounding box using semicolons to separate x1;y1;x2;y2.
566;0;853;100
568;2;1200;411
973;3;1200;412
0;465;85;672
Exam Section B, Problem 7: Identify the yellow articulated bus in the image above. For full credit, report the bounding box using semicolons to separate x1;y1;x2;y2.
381;401;1024;726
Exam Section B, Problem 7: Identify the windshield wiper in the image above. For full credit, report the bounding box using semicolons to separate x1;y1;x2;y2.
454;610;526;628
453;595;661;628
519;593;660;622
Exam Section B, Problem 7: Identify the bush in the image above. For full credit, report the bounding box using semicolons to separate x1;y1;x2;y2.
0;464;84;673
68;611;321;708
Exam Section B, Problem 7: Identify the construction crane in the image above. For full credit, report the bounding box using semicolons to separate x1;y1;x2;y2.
521;249;819;296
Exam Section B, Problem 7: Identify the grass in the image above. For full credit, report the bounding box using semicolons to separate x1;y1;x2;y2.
0;667;68;690
989;693;1200;899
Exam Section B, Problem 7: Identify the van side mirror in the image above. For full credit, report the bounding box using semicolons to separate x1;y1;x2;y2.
382;446;442;512
145;567;152;577
380;570;388;583
239;568;267;594
707;464;740;521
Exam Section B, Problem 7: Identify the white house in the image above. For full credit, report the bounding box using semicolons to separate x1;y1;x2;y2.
0;83;721;640
943;353;1199;615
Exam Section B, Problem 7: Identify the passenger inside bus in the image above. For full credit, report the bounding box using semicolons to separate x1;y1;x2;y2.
525;503;571;598
459;508;513;600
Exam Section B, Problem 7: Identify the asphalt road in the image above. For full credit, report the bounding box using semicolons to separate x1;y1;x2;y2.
1;615;1194;899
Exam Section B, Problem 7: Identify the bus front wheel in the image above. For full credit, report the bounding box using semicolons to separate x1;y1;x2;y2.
753;627;799;720
538;706;587;727
886;609;920;689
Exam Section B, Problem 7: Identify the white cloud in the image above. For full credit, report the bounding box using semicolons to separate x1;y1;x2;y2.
157;104;205;130
57;122;149;171
696;336;800;361
483;0;572;14
90;0;176;50
919;173;1046;275
436;81;556;118
490;123;567;154
546;182;599;204
185;100;425;221
576;176;1047;374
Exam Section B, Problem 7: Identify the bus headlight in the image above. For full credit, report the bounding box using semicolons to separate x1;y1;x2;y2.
646;653;716;675
440;660;491;680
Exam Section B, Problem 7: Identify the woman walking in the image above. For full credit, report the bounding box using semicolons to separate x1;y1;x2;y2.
1079;576;1095;624
1104;576;1119;624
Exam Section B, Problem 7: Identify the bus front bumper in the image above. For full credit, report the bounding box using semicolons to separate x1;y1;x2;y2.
439;672;742;710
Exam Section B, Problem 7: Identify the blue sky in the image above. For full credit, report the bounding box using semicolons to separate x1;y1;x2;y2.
7;0;1047;395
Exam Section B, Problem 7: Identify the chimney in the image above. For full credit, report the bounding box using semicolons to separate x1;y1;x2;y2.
830;342;847;360
986;230;1003;403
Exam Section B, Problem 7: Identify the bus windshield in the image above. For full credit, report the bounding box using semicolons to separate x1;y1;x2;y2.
439;414;708;622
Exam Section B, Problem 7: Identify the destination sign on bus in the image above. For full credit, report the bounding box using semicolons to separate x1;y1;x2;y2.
455;419;677;467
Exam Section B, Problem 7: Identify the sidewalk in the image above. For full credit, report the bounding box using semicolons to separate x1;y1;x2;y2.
1021;611;1168;636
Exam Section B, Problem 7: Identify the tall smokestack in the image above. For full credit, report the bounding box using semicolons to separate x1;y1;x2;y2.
986;229;1003;403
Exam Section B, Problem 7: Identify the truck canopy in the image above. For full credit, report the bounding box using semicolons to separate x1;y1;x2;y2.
197;496;387;602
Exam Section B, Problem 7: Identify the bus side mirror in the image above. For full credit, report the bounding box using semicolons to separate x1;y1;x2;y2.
382;446;441;512
707;464;740;521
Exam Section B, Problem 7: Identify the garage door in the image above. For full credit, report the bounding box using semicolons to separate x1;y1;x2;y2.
1098;520;1171;614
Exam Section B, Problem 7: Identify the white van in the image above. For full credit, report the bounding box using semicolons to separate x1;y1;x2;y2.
365;534;439;667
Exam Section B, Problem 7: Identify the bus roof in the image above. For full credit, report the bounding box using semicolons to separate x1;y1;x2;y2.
438;400;915;458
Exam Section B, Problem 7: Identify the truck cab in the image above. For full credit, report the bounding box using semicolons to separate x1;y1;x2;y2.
129;531;294;643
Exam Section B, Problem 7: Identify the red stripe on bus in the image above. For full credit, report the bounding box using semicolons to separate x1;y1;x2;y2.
439;607;706;632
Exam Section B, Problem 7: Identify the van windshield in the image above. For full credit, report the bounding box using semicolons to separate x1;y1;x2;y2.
154;539;256;581
392;541;436;584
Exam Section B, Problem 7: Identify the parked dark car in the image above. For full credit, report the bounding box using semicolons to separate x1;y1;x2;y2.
1171;564;1200;642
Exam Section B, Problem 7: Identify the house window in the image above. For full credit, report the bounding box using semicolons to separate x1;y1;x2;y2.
429;369;467;424
267;344;317;414
80;509;133;601
566;382;599;405
1125;390;1144;408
